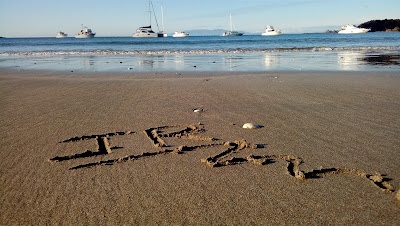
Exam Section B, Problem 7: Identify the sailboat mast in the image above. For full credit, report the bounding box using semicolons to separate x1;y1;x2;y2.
230;14;233;32
148;0;152;27
161;6;165;32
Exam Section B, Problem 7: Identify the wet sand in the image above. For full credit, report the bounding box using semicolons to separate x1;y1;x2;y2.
1;70;399;225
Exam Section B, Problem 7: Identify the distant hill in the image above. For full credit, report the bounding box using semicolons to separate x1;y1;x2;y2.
359;19;400;32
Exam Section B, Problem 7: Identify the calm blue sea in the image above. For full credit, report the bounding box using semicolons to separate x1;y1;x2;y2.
1;33;399;72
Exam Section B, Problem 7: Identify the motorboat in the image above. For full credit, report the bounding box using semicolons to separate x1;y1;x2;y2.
56;31;68;38
75;25;95;38
338;24;370;34
261;25;281;36
172;31;189;37
222;14;243;36
133;0;163;38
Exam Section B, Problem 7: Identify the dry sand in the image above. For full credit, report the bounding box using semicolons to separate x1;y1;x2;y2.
1;70;400;225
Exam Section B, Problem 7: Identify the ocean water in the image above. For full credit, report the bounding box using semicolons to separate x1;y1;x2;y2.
0;33;399;72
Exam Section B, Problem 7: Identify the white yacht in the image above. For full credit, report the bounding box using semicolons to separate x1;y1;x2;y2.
261;25;281;36
56;31;68;38
222;14;243;36
338;24;370;34
172;31;189;37
133;0;163;38
75;25;95;38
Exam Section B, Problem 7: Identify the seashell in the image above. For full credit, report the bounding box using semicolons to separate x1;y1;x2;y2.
242;123;260;129
193;108;204;113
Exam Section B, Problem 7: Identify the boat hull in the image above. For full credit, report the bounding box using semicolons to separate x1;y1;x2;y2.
75;34;95;38
173;34;189;37
261;31;281;36
133;33;163;38
338;29;370;34
222;33;243;36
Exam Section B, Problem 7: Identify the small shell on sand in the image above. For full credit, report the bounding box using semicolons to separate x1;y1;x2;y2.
242;123;260;129
193;109;203;113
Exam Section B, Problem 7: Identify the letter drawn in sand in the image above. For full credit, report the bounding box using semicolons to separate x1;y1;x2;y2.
50;131;134;162
49;123;396;195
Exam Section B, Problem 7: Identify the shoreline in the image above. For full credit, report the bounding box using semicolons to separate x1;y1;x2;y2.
1;70;400;224
2;50;400;73
1;68;399;78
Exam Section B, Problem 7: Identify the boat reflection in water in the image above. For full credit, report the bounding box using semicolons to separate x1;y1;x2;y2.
263;53;279;68
337;51;365;70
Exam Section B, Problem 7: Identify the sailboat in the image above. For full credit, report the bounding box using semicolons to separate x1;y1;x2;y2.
159;6;168;37
222;14;243;36
133;0;163;38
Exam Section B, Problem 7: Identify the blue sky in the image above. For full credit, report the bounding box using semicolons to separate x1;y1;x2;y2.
0;0;399;37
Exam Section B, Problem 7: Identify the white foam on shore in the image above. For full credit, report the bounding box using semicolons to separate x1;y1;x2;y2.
1;46;399;56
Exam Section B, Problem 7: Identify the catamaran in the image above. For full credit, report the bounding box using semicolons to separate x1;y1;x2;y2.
222;14;243;36
133;0;163;38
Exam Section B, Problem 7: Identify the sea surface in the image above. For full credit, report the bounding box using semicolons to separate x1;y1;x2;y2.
0;33;399;72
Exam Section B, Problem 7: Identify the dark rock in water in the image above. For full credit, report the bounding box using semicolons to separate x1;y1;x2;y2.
325;30;338;33
386;26;400;32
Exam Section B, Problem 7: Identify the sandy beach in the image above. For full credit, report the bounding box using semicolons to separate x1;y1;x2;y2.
1;70;399;225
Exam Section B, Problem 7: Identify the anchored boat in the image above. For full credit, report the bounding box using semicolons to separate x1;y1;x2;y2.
338;24;370;34
222;14;243;36
133;0;163;38
75;25;95;38
261;25;281;36
172;31;189;37
56;31;68;38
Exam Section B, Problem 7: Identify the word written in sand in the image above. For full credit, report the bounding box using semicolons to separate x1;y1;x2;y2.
50;123;396;194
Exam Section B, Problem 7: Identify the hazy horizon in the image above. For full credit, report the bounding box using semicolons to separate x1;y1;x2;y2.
0;0;399;38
